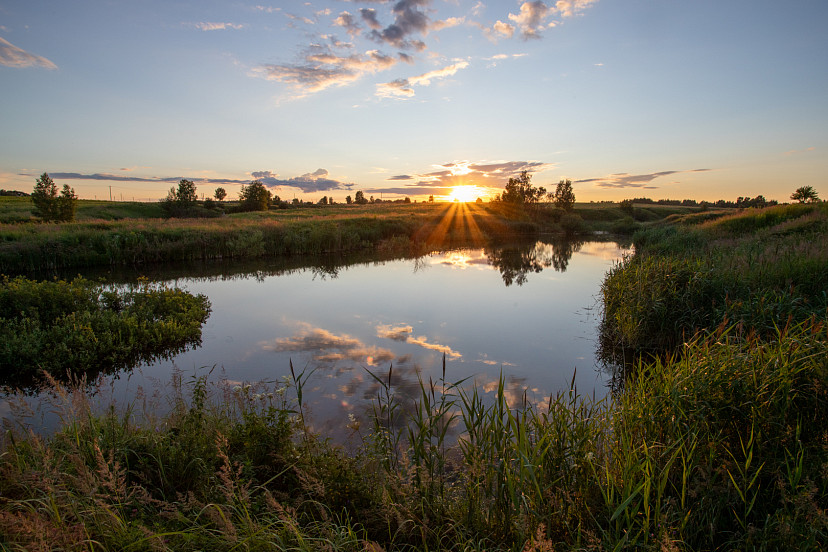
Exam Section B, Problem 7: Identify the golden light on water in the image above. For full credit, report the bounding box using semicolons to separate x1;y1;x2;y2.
448;185;479;203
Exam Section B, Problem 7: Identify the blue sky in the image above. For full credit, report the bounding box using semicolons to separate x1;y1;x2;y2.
1;0;826;203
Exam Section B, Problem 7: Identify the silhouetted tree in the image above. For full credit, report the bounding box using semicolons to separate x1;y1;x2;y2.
354;191;368;205
499;171;547;204
791;185;819;203
346;195;352;204
214;187;227;201
553;179;576;211
238;180;272;211
318;196;328;205
32;173;77;222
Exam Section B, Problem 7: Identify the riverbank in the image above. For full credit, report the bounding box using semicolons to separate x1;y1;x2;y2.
0;198;698;273
0;321;824;550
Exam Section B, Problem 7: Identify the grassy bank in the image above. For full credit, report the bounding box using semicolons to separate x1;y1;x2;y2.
0;199;699;273
601;202;828;353
1;322;825;550
0;276;211;387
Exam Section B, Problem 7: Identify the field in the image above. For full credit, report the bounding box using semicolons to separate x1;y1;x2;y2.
0;197;700;274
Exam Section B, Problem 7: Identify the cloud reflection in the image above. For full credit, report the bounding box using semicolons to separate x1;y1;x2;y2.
262;323;394;366
376;324;462;358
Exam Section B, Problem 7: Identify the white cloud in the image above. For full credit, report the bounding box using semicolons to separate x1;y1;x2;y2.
190;22;244;31
508;1;551;39
377;60;469;98
0;37;57;69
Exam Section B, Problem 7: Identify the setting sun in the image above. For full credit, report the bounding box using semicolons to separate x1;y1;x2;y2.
448;185;479;203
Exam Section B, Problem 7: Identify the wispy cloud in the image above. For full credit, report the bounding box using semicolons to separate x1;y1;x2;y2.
376;60;469;98
35;169;354;193
188;22;244;31
376;325;461;358
368;0;431;50
370;160;553;196
577;168;711;189
251;48;398;96
251;169;354;193
333;11;362;36
0;37;57;69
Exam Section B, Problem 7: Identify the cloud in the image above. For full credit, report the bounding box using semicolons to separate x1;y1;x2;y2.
264;323;395;365
366;160;553;197
0;37;57;69
252;168;354;193
554;0;600;18
376;325;461;358
377;60;469;98
333;11;361;36
508;1;552;39
38;169;354;193
360;8;383;30
430;16;465;32
784;146;816;155
369;0;431;49
577;168;711;189
189;22;244;31
252;48;398;96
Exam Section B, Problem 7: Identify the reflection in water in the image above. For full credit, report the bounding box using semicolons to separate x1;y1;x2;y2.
485;236;585;286
4;236;631;439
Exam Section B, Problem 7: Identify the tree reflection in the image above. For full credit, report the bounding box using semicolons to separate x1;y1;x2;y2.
485;237;585;286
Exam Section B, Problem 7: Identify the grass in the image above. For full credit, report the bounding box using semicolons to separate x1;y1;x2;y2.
0;276;211;387
601;202;828;353
0;199;701;273
0;321;825;550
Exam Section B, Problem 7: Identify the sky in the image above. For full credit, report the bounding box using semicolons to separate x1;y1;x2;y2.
1;0;826;203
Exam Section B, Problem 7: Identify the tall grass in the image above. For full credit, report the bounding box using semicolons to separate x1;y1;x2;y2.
2;321;825;550
602;203;828;352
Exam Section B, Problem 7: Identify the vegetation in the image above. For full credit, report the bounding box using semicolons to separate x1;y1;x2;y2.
791;185;820;204
0;276;210;387
601;202;828;353
0;321;825;550
31;173;78;222
553;179;576;211
238;180;273;212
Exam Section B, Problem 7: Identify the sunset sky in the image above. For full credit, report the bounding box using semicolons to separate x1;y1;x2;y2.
1;0;826;203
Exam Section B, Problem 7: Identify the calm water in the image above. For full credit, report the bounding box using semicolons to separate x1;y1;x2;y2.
2;238;629;438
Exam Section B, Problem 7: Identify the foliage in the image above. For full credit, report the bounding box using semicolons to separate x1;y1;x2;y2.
791;185;820;203
354;190;368;205
601;202;828;352
1;321;825;550
31;173;78;222
162;179;201;217
553;179;576;211
214;187;227;201
238;180;272;211
498;171;547;204
0;276;211;386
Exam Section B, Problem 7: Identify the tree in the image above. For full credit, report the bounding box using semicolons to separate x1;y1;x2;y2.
346;195;352;204
791;185;819;204
553;179;576;211
214;187;227;201
499;171;547;205
31;173;77;222
162;179;198;217
238;180;272;211
428;195;434;203
318;196;328;205
354;191;368;205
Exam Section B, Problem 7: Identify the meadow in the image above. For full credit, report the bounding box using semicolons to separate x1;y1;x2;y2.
0;196;694;274
0;199;825;550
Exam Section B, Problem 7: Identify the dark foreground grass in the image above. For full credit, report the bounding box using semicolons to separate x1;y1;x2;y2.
1;321;825;551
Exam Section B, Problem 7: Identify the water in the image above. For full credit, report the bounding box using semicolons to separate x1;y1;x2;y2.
1;237;629;438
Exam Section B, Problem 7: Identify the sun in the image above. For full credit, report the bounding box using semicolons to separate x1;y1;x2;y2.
448;185;479;203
